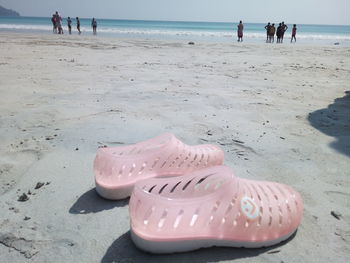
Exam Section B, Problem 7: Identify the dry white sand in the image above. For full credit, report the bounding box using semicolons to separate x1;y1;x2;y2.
0;32;349;262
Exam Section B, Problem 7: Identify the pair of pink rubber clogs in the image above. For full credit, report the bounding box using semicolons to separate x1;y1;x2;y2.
94;133;303;254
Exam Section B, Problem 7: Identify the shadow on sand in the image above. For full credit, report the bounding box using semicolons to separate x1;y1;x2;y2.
308;91;350;157
101;231;297;263
69;188;129;214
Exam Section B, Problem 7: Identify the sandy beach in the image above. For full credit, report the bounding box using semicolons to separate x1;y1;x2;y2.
0;32;349;262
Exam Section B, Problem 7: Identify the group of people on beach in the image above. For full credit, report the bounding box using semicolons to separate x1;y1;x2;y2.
51;11;97;35
51;12;64;34
237;21;297;43
66;16;81;35
264;22;297;43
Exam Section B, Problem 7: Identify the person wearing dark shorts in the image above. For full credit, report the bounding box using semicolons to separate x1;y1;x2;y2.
276;23;282;43
76;17;81;34
91;18;97;35
281;22;288;43
264;22;270;42
291;24;297;42
67;17;72;34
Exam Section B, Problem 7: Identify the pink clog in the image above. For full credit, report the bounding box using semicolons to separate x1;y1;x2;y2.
94;133;224;200
129;166;303;253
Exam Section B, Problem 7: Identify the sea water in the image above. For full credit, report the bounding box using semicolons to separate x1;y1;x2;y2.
1;16;350;45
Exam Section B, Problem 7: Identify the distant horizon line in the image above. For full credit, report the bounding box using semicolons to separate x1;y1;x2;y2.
3;15;350;27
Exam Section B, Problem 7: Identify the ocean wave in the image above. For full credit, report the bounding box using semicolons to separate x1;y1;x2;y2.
0;23;52;31
1;23;350;41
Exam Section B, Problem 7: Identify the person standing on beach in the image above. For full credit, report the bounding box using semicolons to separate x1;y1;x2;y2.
281;22;288;43
291;24;297;42
67;17;72;34
91;18;97;35
264;22;271;42
269;23;276;43
51;14;57;34
237;20;244;42
55;11;63;34
276;23;282;43
76;17;81;34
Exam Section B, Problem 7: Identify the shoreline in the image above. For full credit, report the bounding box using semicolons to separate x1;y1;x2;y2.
1;30;350;47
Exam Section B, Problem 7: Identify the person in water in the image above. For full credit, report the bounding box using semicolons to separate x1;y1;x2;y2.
76;17;81;34
264;22;271;42
237;20;244;42
91;18;97;35
291;24;297;42
67;17;72;34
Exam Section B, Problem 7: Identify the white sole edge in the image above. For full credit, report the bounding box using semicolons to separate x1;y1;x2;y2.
95;183;133;200
95;173;184;200
131;228;297;254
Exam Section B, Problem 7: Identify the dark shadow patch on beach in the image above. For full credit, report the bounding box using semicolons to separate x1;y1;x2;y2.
69;188;128;214
308;91;350;157
101;231;296;263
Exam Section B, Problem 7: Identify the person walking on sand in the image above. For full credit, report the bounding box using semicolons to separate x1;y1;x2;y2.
269;23;276;43
264;22;271;42
237;20;244;42
91;18;97;35
67;17;72;34
76;17;81;34
281;22;288;43
291;24;297;42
